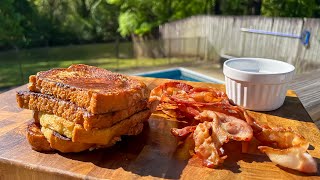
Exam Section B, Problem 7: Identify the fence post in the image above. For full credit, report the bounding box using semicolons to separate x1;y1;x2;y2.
135;38;139;68
168;38;171;64
153;39;156;66
206;38;210;62
183;38;186;63
196;37;200;61
115;38;119;71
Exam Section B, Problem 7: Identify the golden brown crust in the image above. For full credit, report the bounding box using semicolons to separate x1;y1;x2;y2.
28;64;150;114
26;122;53;152
26;122;121;153
37;109;150;145
40;122;143;153
41;127;93;153
17;91;147;130
72;110;149;144
26;110;148;153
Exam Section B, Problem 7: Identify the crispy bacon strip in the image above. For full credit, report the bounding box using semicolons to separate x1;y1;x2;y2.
195;110;253;141
259;146;317;173
150;81;229;105
256;128;317;173
255;128;308;149
193;120;228;167
150;81;317;173
171;126;196;137
149;81;193;102
190;110;253;167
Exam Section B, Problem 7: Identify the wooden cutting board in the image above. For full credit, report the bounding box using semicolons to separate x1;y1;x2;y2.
0;77;319;180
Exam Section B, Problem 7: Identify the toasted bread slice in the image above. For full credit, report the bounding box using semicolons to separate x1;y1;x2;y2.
17;91;147;130
37;109;149;145
41;127;93;153
27;122;121;153
28;64;150;114
26;122;53;151
42;123;143;153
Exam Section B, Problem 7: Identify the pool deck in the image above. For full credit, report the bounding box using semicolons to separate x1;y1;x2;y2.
120;62;320;128
289;69;320;128
122;62;225;81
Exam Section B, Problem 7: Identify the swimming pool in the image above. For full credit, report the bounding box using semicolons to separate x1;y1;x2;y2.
134;68;224;84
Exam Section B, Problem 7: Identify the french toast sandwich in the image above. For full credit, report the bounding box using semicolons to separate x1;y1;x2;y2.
17;64;152;153
28;64;150;114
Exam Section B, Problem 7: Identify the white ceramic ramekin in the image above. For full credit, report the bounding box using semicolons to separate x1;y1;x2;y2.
223;58;295;111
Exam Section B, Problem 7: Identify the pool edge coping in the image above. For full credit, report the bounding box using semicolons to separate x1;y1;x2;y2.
132;67;225;84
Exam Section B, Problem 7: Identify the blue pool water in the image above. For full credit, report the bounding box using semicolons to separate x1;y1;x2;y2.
134;68;224;84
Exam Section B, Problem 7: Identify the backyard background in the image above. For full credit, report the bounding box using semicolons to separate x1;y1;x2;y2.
1;0;320;91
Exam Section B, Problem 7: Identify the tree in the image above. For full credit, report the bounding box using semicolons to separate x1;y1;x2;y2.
0;0;29;49
108;0;210;37
58;0;119;42
212;0;261;15
261;0;316;17
0;0;121;50
1;0;320;51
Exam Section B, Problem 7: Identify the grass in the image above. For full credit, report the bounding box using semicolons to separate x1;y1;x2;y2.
0;57;191;89
0;42;194;90
0;42;132;63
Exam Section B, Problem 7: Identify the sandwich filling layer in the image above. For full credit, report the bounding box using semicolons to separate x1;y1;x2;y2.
41;126;93;153
37;109;150;145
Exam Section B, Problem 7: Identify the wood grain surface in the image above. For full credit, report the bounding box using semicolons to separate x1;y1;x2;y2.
290;68;320;127
0;77;319;180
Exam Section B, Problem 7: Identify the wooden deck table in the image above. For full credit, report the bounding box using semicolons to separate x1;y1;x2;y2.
0;77;319;179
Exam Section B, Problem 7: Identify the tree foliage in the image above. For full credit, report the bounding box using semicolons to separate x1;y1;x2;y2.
0;0;29;49
261;0;317;17
0;0;120;50
108;0;211;37
1;0;320;50
110;0;263;37
220;0;261;15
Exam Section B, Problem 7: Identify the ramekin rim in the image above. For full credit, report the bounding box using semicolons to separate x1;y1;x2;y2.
223;58;295;76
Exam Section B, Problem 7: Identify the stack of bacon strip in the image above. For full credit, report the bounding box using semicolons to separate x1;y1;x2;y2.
149;82;317;173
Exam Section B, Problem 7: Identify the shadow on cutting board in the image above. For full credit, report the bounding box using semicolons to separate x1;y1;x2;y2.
262;96;313;123
60;111;320;179
61;115;190;179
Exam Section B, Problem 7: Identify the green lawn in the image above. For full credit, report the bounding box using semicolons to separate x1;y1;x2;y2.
0;57;190;89
0;43;193;90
